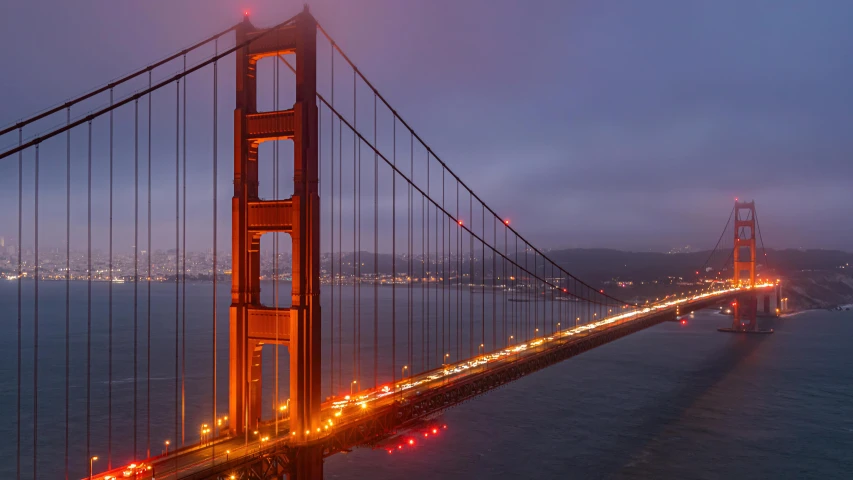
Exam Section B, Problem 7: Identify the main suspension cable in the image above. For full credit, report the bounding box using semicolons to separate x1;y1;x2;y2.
0;24;238;137
1;12;303;162
315;21;632;307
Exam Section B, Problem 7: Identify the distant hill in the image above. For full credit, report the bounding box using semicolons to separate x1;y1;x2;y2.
544;248;853;283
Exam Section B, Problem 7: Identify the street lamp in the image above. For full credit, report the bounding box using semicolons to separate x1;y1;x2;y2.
89;456;98;480
401;365;408;381
351;380;358;396
478;343;484;355
508;335;514;345
443;353;450;366
279;398;291;421
164;440;170;455
226;450;230;462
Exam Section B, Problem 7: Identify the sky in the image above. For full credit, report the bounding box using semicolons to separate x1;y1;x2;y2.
1;0;851;253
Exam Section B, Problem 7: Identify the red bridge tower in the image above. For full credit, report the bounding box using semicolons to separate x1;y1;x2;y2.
230;8;323;478
722;200;773;334
731;200;758;331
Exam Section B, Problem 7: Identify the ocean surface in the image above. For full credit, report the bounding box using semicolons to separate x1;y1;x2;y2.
1;281;852;479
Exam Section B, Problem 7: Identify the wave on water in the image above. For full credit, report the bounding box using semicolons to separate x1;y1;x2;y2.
103;376;176;385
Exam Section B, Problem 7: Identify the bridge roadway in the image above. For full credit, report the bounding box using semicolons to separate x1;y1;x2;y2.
92;285;772;480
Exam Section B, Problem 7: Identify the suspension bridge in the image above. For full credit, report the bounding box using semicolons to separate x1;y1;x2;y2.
0;8;781;480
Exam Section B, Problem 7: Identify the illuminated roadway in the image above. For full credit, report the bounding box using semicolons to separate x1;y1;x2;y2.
91;284;774;480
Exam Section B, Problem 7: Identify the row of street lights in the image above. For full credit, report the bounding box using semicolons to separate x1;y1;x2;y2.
87;415;233;479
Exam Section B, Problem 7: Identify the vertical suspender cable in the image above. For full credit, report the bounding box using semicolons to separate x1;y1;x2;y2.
481;204;485;352
421;190;425;369
133;96;139;461
456;181;459;359
211;35;219;465
425;154;430;369
87;117;94;470
373;94;378;388
408;133;413;373
525;246;529;337
174;79;181;448
435;168;439;363
469;194;473;357
16;127;22;480
146;72;153;459
34;142;41;480
392;119;396;385
108;88;114;469
352;71;357;388
356;79;361;386
181;54;188;446
338;116;342;393
552;264;556;332
535;252;539;335
330;41;335;398
65;107;71;479
501;220;509;346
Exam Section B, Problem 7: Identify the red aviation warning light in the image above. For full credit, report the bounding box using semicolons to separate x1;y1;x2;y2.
504;219;510;225
458;220;463;226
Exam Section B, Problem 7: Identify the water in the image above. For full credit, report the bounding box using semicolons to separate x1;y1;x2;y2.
325;310;853;480
1;281;852;478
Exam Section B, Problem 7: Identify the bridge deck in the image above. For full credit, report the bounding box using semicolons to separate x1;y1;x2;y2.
92;286;770;480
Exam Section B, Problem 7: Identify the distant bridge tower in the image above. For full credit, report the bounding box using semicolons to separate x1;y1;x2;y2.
230;7;323;478
733;200;756;289
730;200;760;332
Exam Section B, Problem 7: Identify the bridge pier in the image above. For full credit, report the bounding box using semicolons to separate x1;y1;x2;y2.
289;446;324;480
